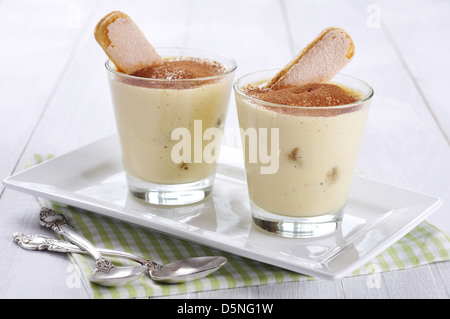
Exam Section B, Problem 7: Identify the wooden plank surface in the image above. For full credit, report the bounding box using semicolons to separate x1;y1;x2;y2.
0;0;448;298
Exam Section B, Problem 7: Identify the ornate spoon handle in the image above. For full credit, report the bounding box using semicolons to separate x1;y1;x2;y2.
13;232;84;253
38;207;113;273
12;232;161;271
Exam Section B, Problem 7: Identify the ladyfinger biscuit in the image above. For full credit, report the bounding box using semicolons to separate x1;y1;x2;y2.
267;27;355;89
94;11;163;74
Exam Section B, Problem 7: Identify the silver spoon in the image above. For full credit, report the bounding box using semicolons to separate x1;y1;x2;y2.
38;208;147;286
13;232;227;284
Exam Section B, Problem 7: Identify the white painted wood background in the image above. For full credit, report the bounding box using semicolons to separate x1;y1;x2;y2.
1;0;449;298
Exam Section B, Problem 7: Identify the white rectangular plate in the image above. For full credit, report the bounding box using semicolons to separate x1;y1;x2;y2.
3;135;442;280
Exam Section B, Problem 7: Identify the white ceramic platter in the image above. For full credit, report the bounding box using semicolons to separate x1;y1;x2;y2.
3;135;442;280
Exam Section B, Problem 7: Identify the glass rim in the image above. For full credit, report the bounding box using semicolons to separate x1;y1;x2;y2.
233;69;374;110
105;46;237;83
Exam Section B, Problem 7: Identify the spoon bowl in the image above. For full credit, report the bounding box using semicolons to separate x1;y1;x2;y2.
89;265;147;286
151;256;227;284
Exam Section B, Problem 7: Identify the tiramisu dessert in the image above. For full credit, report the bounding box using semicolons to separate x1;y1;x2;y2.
95;11;236;204
235;27;373;230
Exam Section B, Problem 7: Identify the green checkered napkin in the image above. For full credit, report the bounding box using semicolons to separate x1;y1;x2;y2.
30;155;450;299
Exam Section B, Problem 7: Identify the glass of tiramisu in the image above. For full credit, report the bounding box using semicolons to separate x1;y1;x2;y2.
96;12;236;205
234;27;374;238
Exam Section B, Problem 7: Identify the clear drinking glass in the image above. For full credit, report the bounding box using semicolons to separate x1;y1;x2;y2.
234;70;373;238
106;48;237;205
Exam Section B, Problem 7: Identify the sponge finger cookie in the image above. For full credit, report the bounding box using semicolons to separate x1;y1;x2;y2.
268;27;355;89
94;11;163;74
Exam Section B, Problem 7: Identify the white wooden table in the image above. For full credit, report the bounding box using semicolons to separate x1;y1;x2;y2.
1;0;449;299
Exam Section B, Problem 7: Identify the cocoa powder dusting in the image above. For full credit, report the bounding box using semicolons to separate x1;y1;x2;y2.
116;57;227;89
242;83;362;116
245;83;357;107
131;58;226;80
